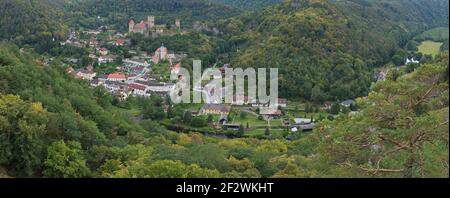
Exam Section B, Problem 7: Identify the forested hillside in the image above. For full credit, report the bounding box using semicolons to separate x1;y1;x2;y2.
64;0;240;30
0;0;69;53
210;0;281;10
215;0;449;101
0;0;68;39
311;52;449;178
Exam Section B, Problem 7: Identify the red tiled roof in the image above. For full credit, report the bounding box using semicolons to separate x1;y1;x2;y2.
116;39;125;45
171;63;181;72
128;83;146;91
107;73;126;79
134;21;147;30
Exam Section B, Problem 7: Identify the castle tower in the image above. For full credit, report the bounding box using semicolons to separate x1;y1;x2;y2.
128;19;135;33
147;16;155;29
175;19;181;29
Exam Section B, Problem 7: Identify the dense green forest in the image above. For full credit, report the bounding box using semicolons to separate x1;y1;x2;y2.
0;0;69;53
414;27;449;42
214;0;449;101
63;0;240;31
210;0;281;10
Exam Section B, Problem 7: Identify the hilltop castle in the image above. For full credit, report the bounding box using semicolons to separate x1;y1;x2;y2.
128;16;181;34
128;16;155;34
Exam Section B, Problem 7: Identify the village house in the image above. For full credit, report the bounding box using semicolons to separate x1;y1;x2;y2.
135;81;175;94
84;30;101;35
292;118;315;131
341;99;356;108
251;99;270;108
171;63;181;74
65;58;79;64
128;83;150;97
74;65;96;81
98;74;108;82
127;74;139;81
89;38;99;47
103;81;128;94
128;50;137;55
114;91;129;101
406;57;419;65
89;53;98;59
260;108;283;119
123;58;150;67
99;48;108;56
90;79;103;87
98;55;116;64
115;39;125;46
250;98;286;107
129;66;147;75
199;104;231;115
223;123;241;131
294;118;313;125
277;98;288;108
107;73;127;82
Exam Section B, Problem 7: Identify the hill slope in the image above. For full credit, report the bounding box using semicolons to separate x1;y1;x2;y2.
209;0;282;10
64;0;240;30
216;0;449;101
0;0;68;40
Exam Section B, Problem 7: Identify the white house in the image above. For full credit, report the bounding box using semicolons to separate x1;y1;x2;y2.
98;56;115;64
406;58;419;65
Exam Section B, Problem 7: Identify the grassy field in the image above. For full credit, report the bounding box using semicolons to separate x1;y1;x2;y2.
231;111;267;127
418;41;443;57
244;128;286;138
